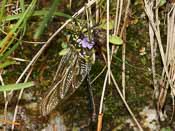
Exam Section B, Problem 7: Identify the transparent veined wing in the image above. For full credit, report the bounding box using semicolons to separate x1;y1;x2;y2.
40;84;60;116
40;46;92;116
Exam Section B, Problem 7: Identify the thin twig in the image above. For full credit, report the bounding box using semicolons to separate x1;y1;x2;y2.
95;0;99;24
121;0;130;99
91;65;106;84
122;33;126;98
11;67;33;130
106;0;111;84
99;71;108;114
117;0;123;34
0;70;7;131
97;71;108;131
148;1;158;97
144;0;173;89
10;57;29;62
114;0;120;35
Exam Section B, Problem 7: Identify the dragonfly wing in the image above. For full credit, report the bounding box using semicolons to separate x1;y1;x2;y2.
59;51;92;99
40;81;61;116
53;48;73;81
40;47;92;116
72;55;91;88
40;47;74;116
59;49;78;98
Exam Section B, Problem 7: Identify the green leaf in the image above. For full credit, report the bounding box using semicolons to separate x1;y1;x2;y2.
61;42;68;49
159;0;166;7
3;11;71;22
161;127;172;131
0;81;35;92
33;0;61;40
0;0;37;55
0;60;16;69
109;35;123;45
59;48;69;56
99;19;114;30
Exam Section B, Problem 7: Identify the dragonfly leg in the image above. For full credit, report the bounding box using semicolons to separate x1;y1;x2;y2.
86;74;96;122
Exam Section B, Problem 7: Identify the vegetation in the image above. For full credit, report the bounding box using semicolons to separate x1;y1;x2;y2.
0;0;175;130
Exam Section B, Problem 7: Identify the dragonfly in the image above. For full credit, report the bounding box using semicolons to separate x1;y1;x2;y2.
40;34;96;121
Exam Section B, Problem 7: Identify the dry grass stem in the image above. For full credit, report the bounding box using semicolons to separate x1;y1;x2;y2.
12;67;33;130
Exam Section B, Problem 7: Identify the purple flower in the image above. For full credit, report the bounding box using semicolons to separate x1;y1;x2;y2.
77;37;94;49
